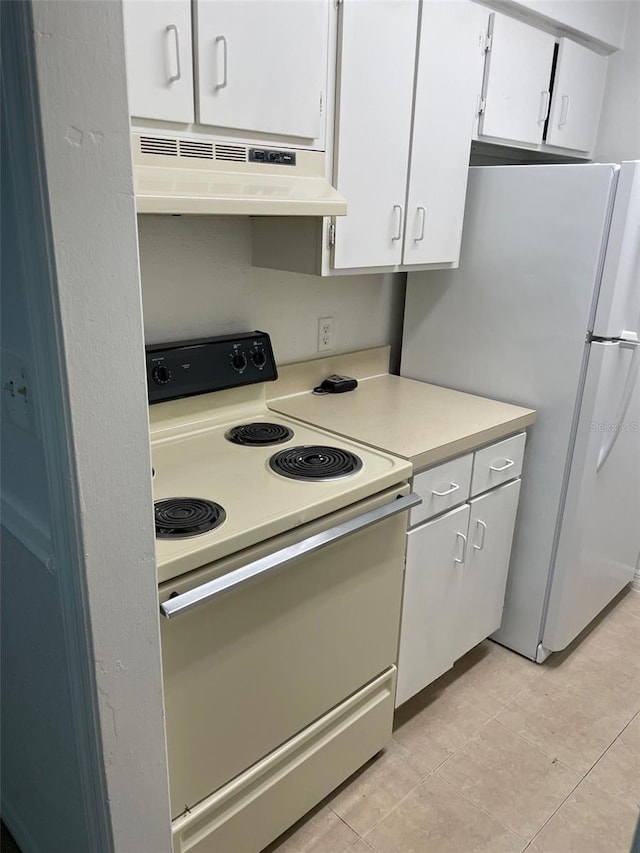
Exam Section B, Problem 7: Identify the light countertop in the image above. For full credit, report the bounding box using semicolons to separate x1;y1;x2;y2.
267;349;536;471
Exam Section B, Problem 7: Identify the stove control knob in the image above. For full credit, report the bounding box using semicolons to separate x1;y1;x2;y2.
151;365;172;385
231;352;247;372
251;349;267;368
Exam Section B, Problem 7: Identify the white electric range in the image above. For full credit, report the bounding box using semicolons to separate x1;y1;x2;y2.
147;332;418;853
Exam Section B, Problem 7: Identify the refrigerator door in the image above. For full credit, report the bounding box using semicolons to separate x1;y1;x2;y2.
543;341;640;651
592;161;640;339
401;164;618;659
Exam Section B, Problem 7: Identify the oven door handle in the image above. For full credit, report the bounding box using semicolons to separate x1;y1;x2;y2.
160;492;421;619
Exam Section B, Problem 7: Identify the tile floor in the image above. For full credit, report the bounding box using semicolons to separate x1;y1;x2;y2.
266;587;640;853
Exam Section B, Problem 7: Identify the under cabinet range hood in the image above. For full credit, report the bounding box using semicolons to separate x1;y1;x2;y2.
132;134;347;217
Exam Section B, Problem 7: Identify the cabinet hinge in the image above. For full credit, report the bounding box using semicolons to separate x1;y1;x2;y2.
335;0;343;7
328;222;336;249
477;97;486;116
319;92;323;116
483;33;492;53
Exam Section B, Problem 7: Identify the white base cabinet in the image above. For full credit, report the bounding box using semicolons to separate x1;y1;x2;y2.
396;434;526;707
396;504;470;707
454;479;521;661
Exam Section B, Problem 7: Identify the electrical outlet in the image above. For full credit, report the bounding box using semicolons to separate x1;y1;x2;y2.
317;317;334;352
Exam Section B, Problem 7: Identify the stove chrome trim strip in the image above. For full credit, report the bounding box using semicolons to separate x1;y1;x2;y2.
160;492;421;619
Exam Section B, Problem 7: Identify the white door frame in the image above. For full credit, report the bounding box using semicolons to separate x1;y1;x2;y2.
2;2;172;850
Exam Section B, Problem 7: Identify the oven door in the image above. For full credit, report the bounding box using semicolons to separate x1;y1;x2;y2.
159;484;415;819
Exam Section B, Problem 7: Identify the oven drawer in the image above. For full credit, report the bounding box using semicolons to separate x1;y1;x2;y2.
160;486;410;818
171;667;396;853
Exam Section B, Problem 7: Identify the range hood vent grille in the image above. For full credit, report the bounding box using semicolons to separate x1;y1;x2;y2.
179;140;214;159
139;135;249;164
214;144;247;162
140;136;178;157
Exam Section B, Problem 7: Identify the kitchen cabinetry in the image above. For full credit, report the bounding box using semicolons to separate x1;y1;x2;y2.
332;0;418;269
477;12;608;153
123;0;329;147
193;0;328;141
252;0;489;274
122;0;195;123
546;39;608;153
478;13;556;146
401;0;490;266
396;433;526;707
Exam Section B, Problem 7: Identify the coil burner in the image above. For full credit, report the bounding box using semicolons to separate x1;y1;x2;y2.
225;422;294;446
269;446;363;482
154;498;226;539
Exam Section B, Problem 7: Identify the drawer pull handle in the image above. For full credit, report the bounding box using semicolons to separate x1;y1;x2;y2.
490;458;514;473
454;531;467;565
473;519;487;551
432;482;460;497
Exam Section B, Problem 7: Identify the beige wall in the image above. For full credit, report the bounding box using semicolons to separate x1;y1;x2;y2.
593;1;640;162
139;215;405;366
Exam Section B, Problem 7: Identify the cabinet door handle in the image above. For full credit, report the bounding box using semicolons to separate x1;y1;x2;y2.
538;90;550;124
214;35;228;90
558;94;570;127
489;458;514;473
473;519;487;551
392;205;403;241
414;206;426;242
432;482;460;497
166;24;181;83
454;532;467;565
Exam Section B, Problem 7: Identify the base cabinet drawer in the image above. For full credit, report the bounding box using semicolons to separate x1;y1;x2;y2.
411;453;473;525
172;668;396;853
471;432;525;496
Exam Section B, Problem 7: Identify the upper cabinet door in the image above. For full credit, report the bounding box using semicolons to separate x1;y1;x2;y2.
194;0;328;142
546;39;608;152
479;13;556;145
403;1;488;266
123;0;195;123
333;0;419;269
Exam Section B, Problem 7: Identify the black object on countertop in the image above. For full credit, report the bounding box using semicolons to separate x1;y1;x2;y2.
313;375;358;395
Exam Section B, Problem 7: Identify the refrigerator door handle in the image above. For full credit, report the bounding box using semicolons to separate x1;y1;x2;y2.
619;330;640;349
597;340;640;472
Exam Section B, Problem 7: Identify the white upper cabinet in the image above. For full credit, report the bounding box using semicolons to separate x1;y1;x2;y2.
403;1;488;266
334;0;488;270
123;0;195;123
333;0;419;269
194;0;328;143
546;39;608;152
479;13;556;145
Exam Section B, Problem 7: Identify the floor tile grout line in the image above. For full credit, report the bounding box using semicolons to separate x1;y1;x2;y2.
491;718;589;775
526;706;640;847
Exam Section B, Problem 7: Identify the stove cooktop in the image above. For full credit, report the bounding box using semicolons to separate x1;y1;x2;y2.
147;332;411;583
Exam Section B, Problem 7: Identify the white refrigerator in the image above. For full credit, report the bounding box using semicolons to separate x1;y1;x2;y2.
401;161;640;662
